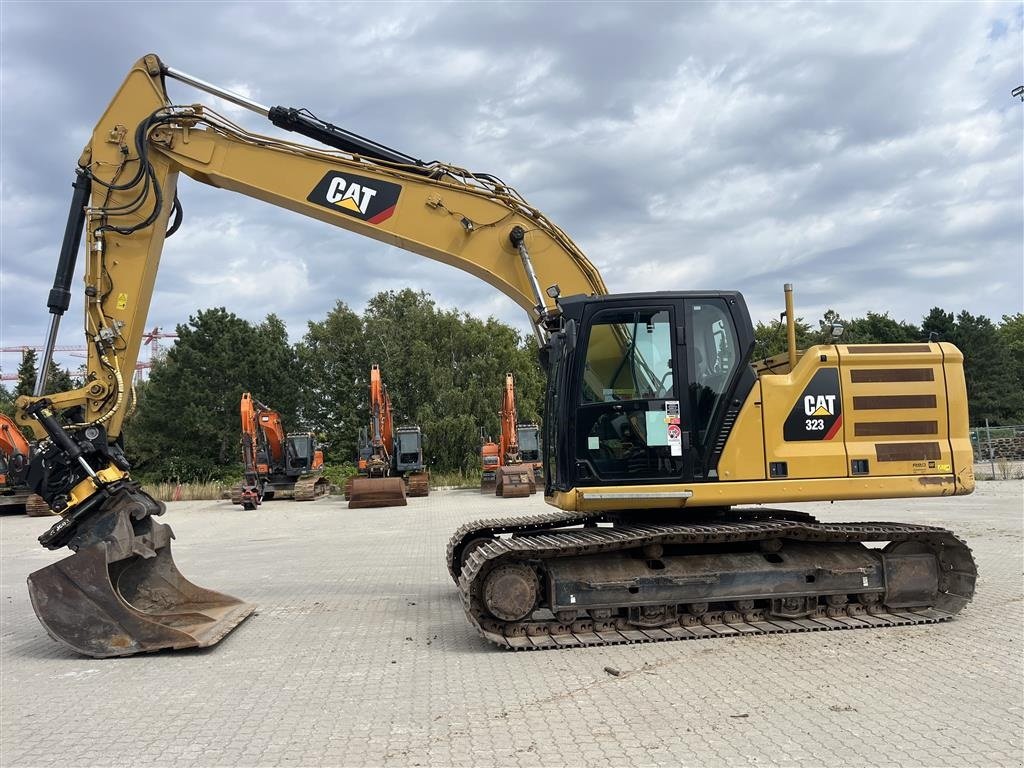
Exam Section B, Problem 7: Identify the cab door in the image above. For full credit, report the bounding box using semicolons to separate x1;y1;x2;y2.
572;301;693;485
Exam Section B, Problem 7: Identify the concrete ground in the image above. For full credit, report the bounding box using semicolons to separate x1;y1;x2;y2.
1;482;1021;768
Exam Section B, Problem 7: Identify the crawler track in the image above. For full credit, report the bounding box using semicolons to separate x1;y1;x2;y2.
294;474;329;501
448;509;976;650
406;472;430;497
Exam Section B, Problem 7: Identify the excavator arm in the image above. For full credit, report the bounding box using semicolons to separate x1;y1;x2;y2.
499;373;520;464
10;53;601;657
16;54;605;446
366;364;394;475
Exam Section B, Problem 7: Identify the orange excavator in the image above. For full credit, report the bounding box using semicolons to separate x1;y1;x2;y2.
0;414;50;516
232;393;328;510
481;373;542;497
347;365;429;508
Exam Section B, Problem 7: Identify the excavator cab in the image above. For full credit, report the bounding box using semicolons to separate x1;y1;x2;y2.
516;424;543;484
394;427;430;498
285;434;316;473
394;427;425;474
543;292;750;491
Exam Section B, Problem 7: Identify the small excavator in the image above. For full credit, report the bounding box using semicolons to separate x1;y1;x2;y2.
14;56;976;657
0;414;50;516
480;373;542;497
347;365;429;508
231;393;328;510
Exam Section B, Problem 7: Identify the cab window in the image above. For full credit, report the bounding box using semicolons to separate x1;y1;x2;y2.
582;310;673;403
689;301;738;446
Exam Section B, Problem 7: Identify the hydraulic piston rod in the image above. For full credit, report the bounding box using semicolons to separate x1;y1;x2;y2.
34;170;92;396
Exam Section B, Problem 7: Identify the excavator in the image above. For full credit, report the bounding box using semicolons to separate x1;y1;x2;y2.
0;414;50;516
347;364;429;508
14;55;976;657
231;393;328;510
480;373;541;498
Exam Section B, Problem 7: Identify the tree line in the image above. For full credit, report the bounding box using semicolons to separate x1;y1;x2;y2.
127;289;543;482
2;296;1021;483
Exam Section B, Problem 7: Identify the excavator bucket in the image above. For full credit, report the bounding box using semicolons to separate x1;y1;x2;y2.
406;472;430;497
27;489;254;658
480;471;497;495
348;477;407;509
496;466;535;498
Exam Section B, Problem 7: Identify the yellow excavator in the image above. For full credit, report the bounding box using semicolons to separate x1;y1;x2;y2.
15;55;976;657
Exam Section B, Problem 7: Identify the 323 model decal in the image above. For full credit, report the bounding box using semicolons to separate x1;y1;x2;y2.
783;368;843;441
307;171;401;224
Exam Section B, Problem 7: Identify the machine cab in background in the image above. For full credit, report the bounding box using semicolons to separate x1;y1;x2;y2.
285;433;324;473
544;292;756;492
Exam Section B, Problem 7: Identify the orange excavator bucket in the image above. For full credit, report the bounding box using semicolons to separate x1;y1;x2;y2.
347;477;407;509
27;487;254;657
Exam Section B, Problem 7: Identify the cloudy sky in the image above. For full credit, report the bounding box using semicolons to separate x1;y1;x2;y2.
1;1;1021;377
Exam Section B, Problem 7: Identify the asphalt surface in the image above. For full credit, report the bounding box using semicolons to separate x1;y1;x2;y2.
1;481;1021;767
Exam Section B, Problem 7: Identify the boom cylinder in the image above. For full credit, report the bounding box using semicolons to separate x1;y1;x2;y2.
509;226;549;345
35;170;92;396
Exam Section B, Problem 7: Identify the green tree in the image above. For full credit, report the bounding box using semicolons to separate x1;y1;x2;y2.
838;312;920;344
998;313;1024;418
920;309;1022;425
295;300;366;463
14;350;38;400
13;349;79;399
0;383;14;418
125;308;302;481
951;311;1022;425
921;307;957;341
753;317;814;359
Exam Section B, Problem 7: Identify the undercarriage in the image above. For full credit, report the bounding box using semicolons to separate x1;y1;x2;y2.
447;508;977;650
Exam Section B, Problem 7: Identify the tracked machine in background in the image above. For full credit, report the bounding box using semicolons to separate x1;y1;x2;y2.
231;393;328;510
347;365;429;508
0;414;50;516
480;373;542;498
15;55;976;657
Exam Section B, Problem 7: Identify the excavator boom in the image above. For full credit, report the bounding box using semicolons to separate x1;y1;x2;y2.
15;55;976;657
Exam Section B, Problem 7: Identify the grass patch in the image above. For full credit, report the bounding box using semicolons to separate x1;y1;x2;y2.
430;469;483;489
141;481;232;502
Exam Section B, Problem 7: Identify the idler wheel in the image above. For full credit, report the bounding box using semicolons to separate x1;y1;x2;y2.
483;563;539;622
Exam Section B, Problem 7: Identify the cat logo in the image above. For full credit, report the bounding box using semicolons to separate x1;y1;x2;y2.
784;369;843;442
307;171;402;224
804;394;837;417
326;177;378;214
